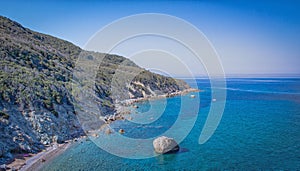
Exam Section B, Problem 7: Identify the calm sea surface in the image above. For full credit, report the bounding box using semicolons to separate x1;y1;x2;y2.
42;78;300;170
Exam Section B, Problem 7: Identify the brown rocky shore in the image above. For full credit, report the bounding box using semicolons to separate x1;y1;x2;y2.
4;137;88;171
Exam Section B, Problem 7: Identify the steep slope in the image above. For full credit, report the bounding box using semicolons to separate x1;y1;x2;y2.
0;16;190;164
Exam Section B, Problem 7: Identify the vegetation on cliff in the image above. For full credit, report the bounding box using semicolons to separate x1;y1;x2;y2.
0;16;190;164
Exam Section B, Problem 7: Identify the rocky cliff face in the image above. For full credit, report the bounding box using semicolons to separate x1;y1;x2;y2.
0;16;190;164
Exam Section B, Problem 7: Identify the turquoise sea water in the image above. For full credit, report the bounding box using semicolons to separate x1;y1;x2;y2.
42;78;300;170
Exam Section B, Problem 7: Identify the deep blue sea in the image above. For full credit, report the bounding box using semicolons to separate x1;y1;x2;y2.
42;78;300;170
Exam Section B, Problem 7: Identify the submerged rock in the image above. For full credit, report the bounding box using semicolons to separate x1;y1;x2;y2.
119;129;125;134
153;136;180;154
105;128;112;135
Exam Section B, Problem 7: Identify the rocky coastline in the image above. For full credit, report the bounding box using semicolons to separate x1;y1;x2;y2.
5;88;199;171
0;16;199;170
102;88;199;124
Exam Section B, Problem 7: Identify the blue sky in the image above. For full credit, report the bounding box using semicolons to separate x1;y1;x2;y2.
1;0;299;76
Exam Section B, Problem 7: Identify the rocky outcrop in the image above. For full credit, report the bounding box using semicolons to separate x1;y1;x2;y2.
0;103;84;164
153;136;180;154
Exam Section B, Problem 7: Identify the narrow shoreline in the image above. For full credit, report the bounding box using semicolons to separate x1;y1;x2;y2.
19;142;71;171
6;138;84;171
119;88;199;106
104;88;200;123
6;88;199;171
5;134;91;171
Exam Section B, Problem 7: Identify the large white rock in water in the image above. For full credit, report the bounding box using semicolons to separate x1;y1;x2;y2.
153;136;180;154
